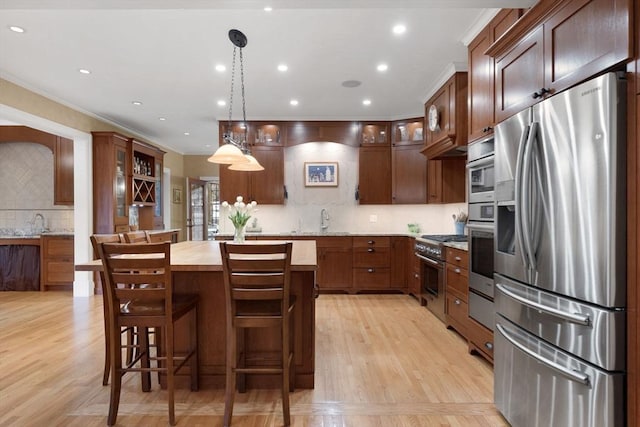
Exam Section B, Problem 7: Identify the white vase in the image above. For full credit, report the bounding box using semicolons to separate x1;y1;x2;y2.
233;225;246;243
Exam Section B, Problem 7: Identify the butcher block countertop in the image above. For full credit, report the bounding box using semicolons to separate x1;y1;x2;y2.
75;239;318;272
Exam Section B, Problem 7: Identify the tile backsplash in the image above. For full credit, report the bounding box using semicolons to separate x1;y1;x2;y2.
0;142;74;232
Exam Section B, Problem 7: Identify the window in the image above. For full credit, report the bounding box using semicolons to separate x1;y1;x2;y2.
208;180;220;240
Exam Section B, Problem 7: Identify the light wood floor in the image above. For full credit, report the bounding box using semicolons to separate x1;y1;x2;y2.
0;292;507;426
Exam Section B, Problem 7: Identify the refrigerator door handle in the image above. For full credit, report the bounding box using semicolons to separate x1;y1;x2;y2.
514;124;531;269
496;283;591;326
521;122;539;270
496;323;591;386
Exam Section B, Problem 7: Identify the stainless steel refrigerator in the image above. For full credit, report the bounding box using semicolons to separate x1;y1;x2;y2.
493;72;627;427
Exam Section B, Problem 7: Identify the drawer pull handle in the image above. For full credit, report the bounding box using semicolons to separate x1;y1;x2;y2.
368;240;375;244
454;268;461;274
367;248;374;253
368;268;374;273
484;342;493;350
455;256;461;261
414;273;419;279
454;299;461;305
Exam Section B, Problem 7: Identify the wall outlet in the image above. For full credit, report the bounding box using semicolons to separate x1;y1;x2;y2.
369;214;378;223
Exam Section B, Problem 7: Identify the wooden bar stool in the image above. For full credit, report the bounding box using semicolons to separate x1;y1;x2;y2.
98;241;199;426
123;230;148;243
90;233;130;386
220;242;296;426
145;230;176;243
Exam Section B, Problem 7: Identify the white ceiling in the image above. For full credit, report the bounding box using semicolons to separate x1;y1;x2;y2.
0;0;535;155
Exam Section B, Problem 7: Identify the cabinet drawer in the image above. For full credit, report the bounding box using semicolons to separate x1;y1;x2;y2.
353;267;390;288
445;247;468;269
445;293;469;337
315;236;352;248
353;236;390;248
468;317;494;361
446;264;468;300
42;237;74;258
44;260;74;284
353;247;390;268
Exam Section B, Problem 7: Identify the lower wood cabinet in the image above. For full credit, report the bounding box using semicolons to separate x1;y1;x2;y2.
444;247;469;338
408;237;421;299
316;236;353;292
467;318;494;362
40;235;74;291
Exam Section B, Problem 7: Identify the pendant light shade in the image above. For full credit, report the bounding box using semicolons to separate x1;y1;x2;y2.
207;29;264;171
228;154;264;171
208;143;248;164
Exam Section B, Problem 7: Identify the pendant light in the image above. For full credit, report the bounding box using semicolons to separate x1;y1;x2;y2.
208;29;263;171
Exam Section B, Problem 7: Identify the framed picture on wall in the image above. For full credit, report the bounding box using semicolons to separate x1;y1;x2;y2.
172;188;182;204
304;162;338;187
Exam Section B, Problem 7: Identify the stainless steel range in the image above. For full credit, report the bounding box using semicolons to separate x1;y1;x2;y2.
414;234;468;323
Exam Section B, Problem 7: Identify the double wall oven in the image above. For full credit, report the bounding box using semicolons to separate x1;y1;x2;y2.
466;137;495;330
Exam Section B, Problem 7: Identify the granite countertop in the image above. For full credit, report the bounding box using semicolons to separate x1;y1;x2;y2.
0;231;74;239
226;231;422;238
443;241;468;251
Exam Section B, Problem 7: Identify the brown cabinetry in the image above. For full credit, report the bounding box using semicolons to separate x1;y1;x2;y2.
422;72;468;159
92;132;165;233
358;145;391;204
491;0;631;123
285;121;359;146
219;122;285;204
468;9;523;142
392;118;427;204
353;236;391;290
427;158;466;204
408;237;421;299
467;318;495;362
40;235;74;291
390;236;407;291
316;236;353;292
444;247;469;338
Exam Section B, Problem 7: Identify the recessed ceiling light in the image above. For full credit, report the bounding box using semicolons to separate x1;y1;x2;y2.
264;6;273;12
184;132;190;136
78;68;91;74
217;100;226;107
290;99;299;106
362;99;372;106
377;63;388;72
277;64;288;72
215;64;226;72
9;26;25;33
159;117;166;121
132;101;143;106
392;24;407;35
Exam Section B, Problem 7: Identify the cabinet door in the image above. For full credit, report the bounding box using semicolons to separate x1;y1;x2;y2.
54;136;74;205
390;237;407;290
543;0;631;93
219;165;251;204
427;158;466;204
361;122;390;146
317;247;353;291
468;26;494;142
113;141;130;228
251;146;284;204
285;121;359;146
358;146;391;204
495;26;544;123
392;143;427;204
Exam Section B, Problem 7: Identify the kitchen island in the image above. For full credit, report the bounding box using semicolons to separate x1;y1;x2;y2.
76;239;318;389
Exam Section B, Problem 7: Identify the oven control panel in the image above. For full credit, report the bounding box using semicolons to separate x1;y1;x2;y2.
414;242;442;259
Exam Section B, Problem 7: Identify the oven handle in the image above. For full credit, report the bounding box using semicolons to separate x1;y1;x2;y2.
414;252;444;268
496;283;591;326
465;222;495;232
495;323;590;386
466;155;494;169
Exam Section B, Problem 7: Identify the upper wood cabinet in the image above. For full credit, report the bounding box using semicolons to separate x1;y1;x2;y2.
0;126;74;206
468;9;523;143
358;145;391;205
423;72;468;159
285;121;359;146
361;122;390;146
490;0;632;123
218;123;285;205
391;118;426;204
427;158;466;204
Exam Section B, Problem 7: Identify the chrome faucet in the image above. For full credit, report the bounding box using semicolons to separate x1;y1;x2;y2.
320;208;330;232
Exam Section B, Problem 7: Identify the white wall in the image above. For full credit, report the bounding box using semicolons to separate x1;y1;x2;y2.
218;142;466;235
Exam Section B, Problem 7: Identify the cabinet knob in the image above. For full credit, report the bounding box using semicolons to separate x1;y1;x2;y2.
454;299;461;305
368;268;374;273
367;248;375;253
414;273;419;279
367;240;375;245
532;87;551;99
485;342;493;350
455;256;461;261
454;268;461;274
